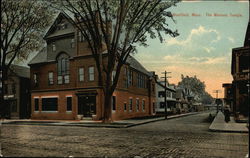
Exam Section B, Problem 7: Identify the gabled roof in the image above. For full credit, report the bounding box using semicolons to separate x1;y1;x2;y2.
126;56;151;76
156;81;176;92
43;12;75;39
9;65;30;78
28;47;47;65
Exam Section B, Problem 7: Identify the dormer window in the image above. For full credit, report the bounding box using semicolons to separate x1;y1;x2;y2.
57;23;68;30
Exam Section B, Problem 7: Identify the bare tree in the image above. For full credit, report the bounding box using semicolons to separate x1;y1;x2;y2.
52;0;180;123
0;0;54;118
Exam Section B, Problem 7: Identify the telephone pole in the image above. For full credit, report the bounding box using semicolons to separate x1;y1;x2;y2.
213;90;221;113
161;71;171;119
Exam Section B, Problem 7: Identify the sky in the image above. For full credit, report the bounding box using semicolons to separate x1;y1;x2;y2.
134;1;249;98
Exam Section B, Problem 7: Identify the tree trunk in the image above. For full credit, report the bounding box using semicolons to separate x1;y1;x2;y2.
103;90;113;123
0;72;6;119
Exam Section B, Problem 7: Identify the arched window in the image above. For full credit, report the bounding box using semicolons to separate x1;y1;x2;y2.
57;53;70;84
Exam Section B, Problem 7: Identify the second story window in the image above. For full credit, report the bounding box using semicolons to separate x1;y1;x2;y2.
128;69;133;86
88;66;94;81
111;70;116;83
78;67;84;82
34;73;38;87
71;39;75;48
48;72;54;85
11;83;16;94
152;83;155;92
52;43;56;52
124;67;128;88
78;31;84;42
57;53;70;84
4;84;8;94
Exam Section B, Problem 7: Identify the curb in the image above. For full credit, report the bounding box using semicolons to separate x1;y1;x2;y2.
1;112;201;128
209;128;248;133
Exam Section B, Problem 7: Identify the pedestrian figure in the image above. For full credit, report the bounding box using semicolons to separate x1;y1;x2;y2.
224;105;230;123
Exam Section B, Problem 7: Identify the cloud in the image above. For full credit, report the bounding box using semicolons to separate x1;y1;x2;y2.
163;54;181;61
163;54;229;65
203;56;229;64
165;26;221;47
228;37;235;43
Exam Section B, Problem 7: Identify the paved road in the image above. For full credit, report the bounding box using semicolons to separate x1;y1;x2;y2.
0;112;248;158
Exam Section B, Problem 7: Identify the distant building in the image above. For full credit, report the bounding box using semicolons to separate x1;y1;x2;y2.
28;12;156;120
222;83;233;110
3;65;30;119
231;20;250;119
155;81;176;114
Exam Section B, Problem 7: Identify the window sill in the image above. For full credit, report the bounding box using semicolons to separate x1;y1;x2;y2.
41;111;58;113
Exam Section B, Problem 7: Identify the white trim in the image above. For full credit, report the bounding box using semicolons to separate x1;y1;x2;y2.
41;96;59;98
66;95;72;97
66;111;72;113
33;96;40;99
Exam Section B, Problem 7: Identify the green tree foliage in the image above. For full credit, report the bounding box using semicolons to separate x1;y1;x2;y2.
178;75;205;96
178;74;212;103
52;0;180;122
201;92;213;104
0;0;54;118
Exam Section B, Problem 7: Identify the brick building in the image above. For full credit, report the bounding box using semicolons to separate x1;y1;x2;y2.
222;83;233;110
231;20;249;119
28;13;156;120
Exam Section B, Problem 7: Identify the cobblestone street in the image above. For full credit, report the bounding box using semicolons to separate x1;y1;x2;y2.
1;112;248;158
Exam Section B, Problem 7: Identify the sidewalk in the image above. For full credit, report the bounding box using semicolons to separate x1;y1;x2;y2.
1;112;200;128
209;111;249;133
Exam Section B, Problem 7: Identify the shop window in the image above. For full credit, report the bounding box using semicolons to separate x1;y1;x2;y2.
35;98;39;111
11;100;17;112
112;96;116;111
42;98;58;111
67;97;72;111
